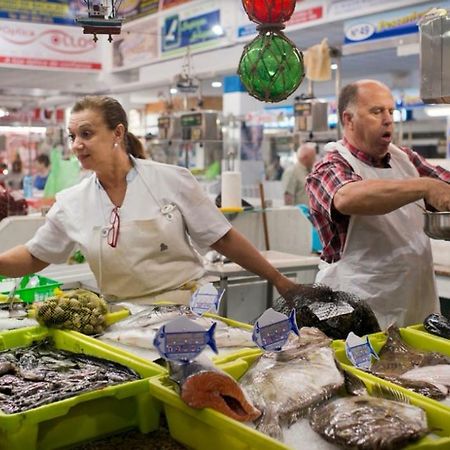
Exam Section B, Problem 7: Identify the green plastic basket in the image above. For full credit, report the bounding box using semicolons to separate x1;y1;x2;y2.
0;326;166;450
0;274;62;303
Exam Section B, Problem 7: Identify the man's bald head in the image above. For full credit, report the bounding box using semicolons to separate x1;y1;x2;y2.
297;142;316;170
338;79;391;124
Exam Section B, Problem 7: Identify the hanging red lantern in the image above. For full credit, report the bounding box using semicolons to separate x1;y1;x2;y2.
242;0;297;25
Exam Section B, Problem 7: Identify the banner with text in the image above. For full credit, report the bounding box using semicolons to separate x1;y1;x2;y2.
0;20;101;70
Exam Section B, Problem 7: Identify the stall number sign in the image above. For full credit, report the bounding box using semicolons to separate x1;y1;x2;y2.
162;10;221;52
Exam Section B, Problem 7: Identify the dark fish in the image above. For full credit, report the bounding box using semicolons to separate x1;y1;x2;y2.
239;327;345;441
424;313;450;339
370;325;450;399
169;357;261;422
275;284;381;340
310;395;428;450
0;339;139;414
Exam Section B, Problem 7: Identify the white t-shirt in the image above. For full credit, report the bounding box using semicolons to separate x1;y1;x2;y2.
26;158;231;264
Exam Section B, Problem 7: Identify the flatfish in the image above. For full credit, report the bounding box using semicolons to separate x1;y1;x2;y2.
309;395;428;450
370;325;450;399
239;327;345;441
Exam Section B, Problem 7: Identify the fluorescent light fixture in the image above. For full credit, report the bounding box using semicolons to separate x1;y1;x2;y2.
211;81;222;88
212;24;224;36
331;63;338;70
424;106;450;117
0;126;47;133
169;88;178;94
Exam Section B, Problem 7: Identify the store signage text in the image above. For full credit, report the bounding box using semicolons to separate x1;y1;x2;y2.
344;1;450;44
162;9;221;52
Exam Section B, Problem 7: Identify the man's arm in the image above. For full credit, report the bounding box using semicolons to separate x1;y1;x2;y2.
334;177;450;215
0;245;49;277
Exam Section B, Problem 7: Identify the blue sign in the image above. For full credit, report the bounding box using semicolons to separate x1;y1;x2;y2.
344;2;450;45
237;23;257;38
162;9;221;53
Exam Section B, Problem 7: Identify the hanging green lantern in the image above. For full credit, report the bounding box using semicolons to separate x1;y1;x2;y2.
238;31;304;103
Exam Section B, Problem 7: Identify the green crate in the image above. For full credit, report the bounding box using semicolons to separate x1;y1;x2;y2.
0;326;166;450
149;350;450;450
0;274;62;303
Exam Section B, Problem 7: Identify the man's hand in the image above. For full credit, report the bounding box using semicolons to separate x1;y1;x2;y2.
424;178;450;211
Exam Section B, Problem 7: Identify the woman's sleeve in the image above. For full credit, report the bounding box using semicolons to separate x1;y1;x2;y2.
25;203;76;264
175;168;231;248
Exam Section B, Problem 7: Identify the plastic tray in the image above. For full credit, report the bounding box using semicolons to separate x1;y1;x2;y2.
332;327;450;423
0;274;62;303
149;350;450;450
0;326;166;450
407;323;450;346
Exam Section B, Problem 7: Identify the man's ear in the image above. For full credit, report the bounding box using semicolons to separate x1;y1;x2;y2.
342;110;353;128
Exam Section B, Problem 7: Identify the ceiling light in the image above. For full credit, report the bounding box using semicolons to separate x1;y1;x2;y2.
424;106;450;117
211;81;222;88
169;88;178;94
331;63;338;70
212;24;223;36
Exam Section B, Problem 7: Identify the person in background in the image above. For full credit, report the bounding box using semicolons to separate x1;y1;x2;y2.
306;79;450;329
33;154;51;190
0;96;296;305
266;154;284;181
283;142;316;206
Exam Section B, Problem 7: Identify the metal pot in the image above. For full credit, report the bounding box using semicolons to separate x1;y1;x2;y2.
423;211;450;240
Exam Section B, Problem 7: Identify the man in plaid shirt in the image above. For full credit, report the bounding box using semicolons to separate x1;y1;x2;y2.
306;79;450;328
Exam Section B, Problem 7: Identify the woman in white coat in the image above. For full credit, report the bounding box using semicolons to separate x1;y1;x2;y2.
0;96;296;304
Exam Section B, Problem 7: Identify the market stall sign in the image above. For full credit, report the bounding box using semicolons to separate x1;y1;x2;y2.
344;1;450;44
0;20;101;70
161;9;221;53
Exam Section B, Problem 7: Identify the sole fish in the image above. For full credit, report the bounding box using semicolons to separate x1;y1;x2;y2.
370;325;450;399
309;396;428;450
169;358;261;422
240;327;345;441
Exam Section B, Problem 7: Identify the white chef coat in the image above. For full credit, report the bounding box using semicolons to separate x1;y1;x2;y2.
26;158;231;295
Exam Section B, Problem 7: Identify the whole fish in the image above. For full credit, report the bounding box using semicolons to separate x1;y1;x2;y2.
400;365;450;397
239;327;345;441
370;325;450;399
100;304;255;359
424;313;450;339
0;339;139;414
309;395;428;450
169;355;261;422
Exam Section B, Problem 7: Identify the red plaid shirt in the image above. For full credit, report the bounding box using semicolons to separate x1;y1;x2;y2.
306;138;450;263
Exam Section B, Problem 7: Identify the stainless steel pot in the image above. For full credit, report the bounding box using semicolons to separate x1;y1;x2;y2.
423;211;450;240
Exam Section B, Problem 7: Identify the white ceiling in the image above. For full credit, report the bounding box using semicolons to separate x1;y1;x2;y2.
0;16;423;111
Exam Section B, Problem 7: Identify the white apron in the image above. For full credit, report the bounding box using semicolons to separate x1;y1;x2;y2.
316;141;439;329
86;164;205;305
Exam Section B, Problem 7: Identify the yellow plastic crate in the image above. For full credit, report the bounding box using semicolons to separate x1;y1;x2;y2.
332;328;450;443
149;350;450;450
0;326;166;450
407;323;450;348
